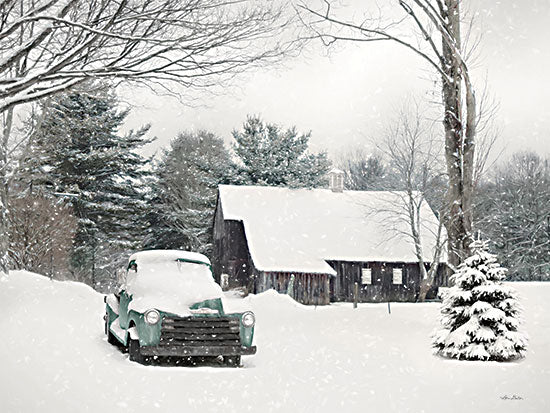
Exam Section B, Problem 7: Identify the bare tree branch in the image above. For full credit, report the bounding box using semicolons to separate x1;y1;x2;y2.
297;0;480;269
0;0;299;273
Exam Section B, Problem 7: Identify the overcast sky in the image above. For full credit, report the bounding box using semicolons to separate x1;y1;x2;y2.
123;1;550;163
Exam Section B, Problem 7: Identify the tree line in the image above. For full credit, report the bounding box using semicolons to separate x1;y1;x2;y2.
6;84;548;290
7;85;331;290
339;149;549;282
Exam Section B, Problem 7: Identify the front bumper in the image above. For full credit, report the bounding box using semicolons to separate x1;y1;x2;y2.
140;344;256;357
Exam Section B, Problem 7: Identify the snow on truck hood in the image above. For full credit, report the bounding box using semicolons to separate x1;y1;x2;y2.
128;250;211;266
126;250;222;316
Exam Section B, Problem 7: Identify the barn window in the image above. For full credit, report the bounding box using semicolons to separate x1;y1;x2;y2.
393;268;403;284
361;268;372;285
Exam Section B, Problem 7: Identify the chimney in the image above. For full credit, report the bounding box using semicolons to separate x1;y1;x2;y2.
328;168;345;193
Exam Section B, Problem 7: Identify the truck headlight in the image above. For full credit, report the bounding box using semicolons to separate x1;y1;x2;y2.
241;311;255;328
144;309;160;325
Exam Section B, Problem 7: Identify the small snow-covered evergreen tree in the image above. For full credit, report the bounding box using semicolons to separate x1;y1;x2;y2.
433;241;527;361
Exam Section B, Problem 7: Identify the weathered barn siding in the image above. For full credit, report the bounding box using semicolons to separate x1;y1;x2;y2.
213;196;332;304
255;271;331;306
327;261;449;303
212;201;253;290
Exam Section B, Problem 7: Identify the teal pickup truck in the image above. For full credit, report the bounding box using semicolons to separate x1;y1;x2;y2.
104;250;256;366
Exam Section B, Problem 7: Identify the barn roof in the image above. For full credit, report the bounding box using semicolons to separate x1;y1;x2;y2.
218;185;446;275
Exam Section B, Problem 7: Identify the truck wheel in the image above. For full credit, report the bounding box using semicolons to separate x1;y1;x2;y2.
128;338;143;363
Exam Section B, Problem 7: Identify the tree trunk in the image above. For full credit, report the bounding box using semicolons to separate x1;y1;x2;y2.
417;249;437;302
441;0;473;271
0;171;8;274
418;261;442;301
0;107;13;274
418;278;431;301
408;193;430;301
462;77;477;255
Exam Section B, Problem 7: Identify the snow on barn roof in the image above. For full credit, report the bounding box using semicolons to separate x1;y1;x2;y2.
218;185;446;275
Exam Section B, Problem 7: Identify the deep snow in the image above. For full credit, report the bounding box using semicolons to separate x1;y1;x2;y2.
1;271;548;413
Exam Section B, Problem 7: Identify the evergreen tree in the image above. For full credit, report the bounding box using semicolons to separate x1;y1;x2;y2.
232;116;331;187
30;86;153;288
342;152;387;191
145;130;232;254
432;241;527;361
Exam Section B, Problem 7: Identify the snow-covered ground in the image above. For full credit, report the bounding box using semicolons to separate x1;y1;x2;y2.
1;271;548;413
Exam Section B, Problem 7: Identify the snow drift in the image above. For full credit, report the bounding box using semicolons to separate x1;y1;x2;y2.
1;270;549;413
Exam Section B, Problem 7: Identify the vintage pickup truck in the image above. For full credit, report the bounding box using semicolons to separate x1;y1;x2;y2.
104;250;256;366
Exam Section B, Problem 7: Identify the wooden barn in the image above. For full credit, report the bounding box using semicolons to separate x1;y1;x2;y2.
212;172;448;305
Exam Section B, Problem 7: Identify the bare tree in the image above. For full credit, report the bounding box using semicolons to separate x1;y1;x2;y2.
375;103;447;300
472;83;501;189
297;0;479;270
476;152;550;281
0;1;295;109
8;192;76;278
0;0;296;273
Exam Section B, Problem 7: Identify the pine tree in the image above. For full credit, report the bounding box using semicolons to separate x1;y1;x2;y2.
341;152;387;191
145;130;232;254
432;241;527;361
232;115;331;188
30;86;153;288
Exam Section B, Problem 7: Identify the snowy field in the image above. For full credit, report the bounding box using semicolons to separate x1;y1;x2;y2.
1;271;548;413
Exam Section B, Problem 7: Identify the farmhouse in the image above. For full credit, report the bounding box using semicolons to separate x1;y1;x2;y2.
212;172;448;305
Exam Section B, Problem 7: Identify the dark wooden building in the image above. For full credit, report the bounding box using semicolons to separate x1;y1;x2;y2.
213;176;448;305
327;261;447;302
212;199;332;305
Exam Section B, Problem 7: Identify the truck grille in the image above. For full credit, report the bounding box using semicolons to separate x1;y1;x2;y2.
139;315;256;357
160;316;241;347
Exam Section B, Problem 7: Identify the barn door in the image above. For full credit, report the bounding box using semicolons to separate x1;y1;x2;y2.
381;264;392;301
